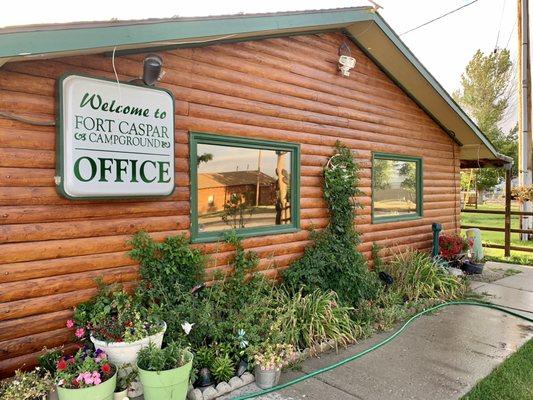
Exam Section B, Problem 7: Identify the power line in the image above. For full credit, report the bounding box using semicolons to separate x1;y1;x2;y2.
400;0;479;36
505;21;517;49
494;0;507;50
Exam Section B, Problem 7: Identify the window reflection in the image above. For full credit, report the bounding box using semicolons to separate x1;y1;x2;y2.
373;158;418;218
197;143;291;232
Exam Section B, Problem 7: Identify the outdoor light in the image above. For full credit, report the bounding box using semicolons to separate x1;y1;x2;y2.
142;54;163;86
338;42;356;77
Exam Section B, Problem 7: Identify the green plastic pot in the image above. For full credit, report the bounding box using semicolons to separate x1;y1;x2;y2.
137;352;193;400
57;372;117;400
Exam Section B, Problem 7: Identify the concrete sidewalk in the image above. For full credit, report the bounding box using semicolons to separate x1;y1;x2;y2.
227;262;533;400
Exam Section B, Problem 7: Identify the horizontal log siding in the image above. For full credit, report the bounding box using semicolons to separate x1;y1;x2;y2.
0;32;460;376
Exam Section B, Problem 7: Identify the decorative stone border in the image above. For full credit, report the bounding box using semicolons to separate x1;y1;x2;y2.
186;340;339;400
187;372;255;400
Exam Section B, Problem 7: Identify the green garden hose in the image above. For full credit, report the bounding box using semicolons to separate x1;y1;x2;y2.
232;301;533;400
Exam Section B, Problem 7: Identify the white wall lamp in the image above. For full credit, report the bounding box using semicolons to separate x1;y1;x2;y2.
338;42;356;77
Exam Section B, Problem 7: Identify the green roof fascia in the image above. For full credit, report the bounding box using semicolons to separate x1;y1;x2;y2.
0;6;499;161
0;8;373;59
355;12;500;159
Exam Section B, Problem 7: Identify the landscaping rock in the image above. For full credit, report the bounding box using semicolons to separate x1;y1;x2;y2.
187;388;203;400
240;372;255;385
228;376;244;390
215;382;231;395
201;386;218;400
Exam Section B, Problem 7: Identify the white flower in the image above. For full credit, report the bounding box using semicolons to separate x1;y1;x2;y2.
181;321;194;335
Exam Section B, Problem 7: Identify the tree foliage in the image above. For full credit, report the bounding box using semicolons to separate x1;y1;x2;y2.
453;49;516;194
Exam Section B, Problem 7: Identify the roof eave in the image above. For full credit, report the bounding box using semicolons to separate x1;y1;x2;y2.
0;7;502;164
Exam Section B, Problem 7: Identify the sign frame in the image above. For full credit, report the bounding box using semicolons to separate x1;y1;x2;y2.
56;73;176;200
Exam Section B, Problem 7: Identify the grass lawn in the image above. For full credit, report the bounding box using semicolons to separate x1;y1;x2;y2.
461;204;533;265
461;338;533;400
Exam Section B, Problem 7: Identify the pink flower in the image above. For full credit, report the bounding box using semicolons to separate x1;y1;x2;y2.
66;319;74;329
76;372;93;385
75;328;85;338
91;371;101;385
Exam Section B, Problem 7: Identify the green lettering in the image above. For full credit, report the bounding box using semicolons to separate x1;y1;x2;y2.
140;160;156;183
114;159;128;182
157;161;171;183
74;156;97;182
98;158;113;182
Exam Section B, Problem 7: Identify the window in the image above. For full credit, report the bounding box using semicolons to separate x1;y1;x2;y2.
190;132;300;242
372;153;423;223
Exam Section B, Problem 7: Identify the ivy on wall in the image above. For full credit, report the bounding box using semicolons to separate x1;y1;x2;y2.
283;141;379;306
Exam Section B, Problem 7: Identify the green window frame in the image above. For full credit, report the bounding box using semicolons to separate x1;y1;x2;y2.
371;152;423;224
190;132;300;243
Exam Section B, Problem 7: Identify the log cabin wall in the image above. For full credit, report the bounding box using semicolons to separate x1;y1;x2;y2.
0;31;460;376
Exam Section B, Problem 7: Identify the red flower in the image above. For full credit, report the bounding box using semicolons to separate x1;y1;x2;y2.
71;378;79;387
101;363;112;375
57;359;67;371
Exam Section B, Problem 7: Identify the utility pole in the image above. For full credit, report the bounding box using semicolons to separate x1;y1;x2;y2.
518;0;533;240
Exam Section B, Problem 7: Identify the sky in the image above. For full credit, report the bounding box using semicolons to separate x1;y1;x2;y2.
1;0;519;128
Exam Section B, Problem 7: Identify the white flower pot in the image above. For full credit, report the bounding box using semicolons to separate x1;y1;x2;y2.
90;322;166;398
113;389;129;400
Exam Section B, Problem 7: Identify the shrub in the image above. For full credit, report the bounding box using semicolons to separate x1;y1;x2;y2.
252;343;297;371
381;250;466;301
283;142;379;306
0;369;53;400
130;231;205;293
273;289;361;351
70;285;162;343
37;347;63;375
211;355;235;383
137;342;192;372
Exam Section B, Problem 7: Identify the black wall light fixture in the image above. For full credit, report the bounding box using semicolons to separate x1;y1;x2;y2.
142;54;163;86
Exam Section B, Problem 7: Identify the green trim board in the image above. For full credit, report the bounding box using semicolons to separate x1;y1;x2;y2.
344;13;499;159
189;132;300;243
0;8;372;59
371;152;423;224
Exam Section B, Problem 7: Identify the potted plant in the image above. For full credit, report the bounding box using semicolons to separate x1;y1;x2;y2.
438;233;469;261
68;287;165;397
55;348;116;400
37;347;63;400
137;342;193;400
114;364;136;400
252;343;296;389
0;369;53;400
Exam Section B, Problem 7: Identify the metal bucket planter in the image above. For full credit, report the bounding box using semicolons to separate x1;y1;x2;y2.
137;351;193;400
47;388;59;400
57;372;117;400
90;322;166;398
254;365;281;389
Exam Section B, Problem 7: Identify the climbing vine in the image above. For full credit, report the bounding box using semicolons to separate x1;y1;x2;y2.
283;141;379;306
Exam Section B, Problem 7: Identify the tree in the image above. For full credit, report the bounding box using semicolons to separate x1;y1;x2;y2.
453;49;515;200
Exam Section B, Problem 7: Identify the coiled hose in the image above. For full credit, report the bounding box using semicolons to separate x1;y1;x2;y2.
232;300;533;399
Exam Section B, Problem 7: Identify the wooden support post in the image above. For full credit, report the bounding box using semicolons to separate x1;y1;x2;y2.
505;167;512;257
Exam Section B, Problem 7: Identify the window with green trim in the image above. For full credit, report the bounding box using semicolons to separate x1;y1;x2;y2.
372;153;423;223
190;132;300;242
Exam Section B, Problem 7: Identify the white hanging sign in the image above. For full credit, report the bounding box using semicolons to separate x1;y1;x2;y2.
57;74;175;198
